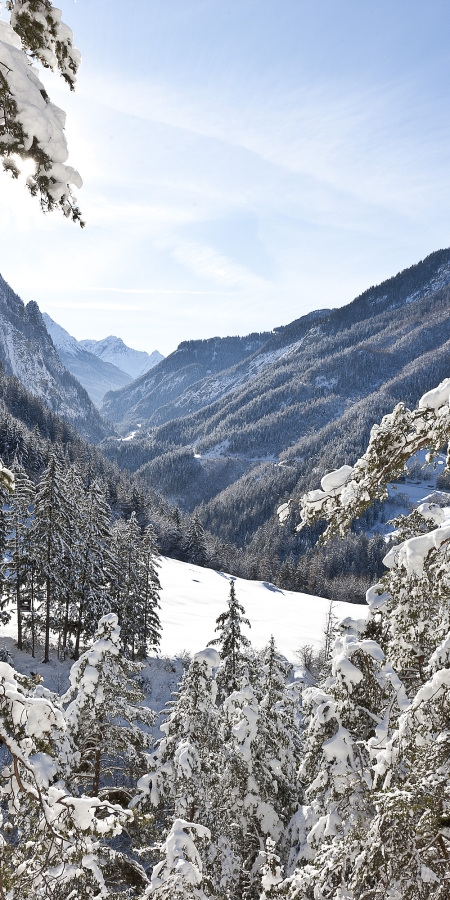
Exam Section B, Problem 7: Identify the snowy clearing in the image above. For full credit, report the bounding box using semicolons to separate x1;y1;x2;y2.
0;557;366;670
155;556;366;662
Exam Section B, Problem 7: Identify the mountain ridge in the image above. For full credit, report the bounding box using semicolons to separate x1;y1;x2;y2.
0;277;111;443
43;313;133;405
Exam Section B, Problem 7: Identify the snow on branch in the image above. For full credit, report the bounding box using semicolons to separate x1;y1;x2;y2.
0;3;83;224
278;378;450;541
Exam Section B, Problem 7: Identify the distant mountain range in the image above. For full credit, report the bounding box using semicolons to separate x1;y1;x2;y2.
43;314;163;405
80;335;163;380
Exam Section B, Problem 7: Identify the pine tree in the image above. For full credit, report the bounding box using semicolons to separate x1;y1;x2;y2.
274;377;450;897
110;513;158;659
208;579;251;697
136;522;162;658
63;612;155;799
71;477;114;659
0;1;83;222
185;512;209;567
3;458;35;650
147;818;212;899
134;648;222;823
32;453;71;663
0;655;131;898
216;641;301;900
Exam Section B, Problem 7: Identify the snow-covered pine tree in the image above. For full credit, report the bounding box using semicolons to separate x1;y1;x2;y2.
3;457;35;650
185;512;209;567
110;514;162;660
216;641;301;900
0;657;132;898
71;477;114;659
32;453;71;663
208;578;251;697
63;612;155;800
0;1;83;222
60;463;85;656
136;523;162;658
133;649;223;890
273;376;450;898
145;818;211;899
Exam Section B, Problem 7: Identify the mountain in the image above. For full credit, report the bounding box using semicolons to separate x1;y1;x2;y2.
100;247;450;576
100;329;280;430
79;335;163;380
43;314;133;405
0;276;110;442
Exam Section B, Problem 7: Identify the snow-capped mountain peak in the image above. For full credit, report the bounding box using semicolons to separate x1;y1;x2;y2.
43;313;82;356
79;335;163;379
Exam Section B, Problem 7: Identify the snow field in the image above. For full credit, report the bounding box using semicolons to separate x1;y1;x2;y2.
156;556;366;662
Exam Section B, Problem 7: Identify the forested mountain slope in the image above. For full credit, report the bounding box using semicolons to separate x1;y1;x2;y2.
102;248;450;435
101;248;450;589
0;276;111;442
100;329;275;429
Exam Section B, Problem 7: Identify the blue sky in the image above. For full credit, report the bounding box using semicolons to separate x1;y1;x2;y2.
1;0;450;355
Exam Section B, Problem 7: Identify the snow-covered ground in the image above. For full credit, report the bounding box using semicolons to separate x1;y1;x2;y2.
0;558;365;673
153;557;364;662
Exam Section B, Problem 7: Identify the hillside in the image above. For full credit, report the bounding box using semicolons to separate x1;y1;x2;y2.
100;330;275;428
100;248;450;589
0;555;365;666
0;276;111;442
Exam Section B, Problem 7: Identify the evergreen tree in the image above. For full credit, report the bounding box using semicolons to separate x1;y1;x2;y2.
185;512;209;567
32;453;71;662
147;818;211;899
3;458;35;650
0;655;131;898
208;579;251;696
63;612;155;798
0;0;83;222
273;377;450;898
110;512;161;659
136;522;162;658
71;477;114;659
135;648;222;824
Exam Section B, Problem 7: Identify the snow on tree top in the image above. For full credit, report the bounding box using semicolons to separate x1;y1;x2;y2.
193;648;221;670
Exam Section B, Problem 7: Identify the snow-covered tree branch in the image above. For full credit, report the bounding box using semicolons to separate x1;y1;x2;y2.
0;1;83;224
278;377;450;541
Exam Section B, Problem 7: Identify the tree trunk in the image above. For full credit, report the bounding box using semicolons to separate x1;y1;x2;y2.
44;574;51;663
74;601;84;660
16;580;22;652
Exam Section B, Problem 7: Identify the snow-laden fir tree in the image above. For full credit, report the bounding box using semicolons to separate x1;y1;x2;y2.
0;0;83;222
0;656;132;899
2;457;35;650
133;649;223;890
208;578;251;697
272;376;450;899
32;453;71;663
145;818;212;899
63;612;155;800
217;639;301;900
110;512;161;660
70;476;114;659
136;523;162;659
185;512;209;567
134;647;221;822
